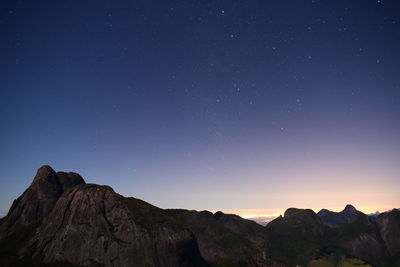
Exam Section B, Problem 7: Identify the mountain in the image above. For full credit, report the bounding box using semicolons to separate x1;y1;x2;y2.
376;209;400;258
0;166;207;267
264;208;327;267
165;209;283;266
315;205;400;265
0;165;399;267
336;209;387;264
0;165;85;239
317;204;364;228
264;205;400;267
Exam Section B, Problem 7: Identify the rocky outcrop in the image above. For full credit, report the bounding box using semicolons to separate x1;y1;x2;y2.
317;204;363;228
335;210;387;262
265;208;325;267
0;166;207;267
377;209;400;256
166;209;285;266
0;165;399;267
0;165;85;239
27;184;206;267
263;205;400;267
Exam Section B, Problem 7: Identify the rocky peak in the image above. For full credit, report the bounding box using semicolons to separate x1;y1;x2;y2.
343;204;357;213
213;211;224;219
317;204;363;228
0;165;85;238
30;165;63;200
316;208;331;217
265;208;324;267
32;165;56;183
283;208;318;221
377;209;400;256
27;183;206;267
56;171;85;191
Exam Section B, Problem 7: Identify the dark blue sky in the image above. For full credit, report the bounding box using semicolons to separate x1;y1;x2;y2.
1;0;399;217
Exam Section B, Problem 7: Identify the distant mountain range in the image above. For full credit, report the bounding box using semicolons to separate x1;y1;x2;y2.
0;166;399;267
317;204;364;228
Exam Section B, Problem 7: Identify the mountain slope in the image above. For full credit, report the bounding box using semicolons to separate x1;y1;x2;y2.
337;211;388;264
0;165;85;239
376;209;400;266
166;209;285;267
0;166;207;267
265;208;327;267
28;184;206;267
0;165;399;267
317;205;364;228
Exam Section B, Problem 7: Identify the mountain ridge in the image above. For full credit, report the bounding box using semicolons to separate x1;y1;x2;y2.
0;165;399;267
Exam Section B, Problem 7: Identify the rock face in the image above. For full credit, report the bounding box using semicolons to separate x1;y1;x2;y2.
266;205;400;267
166;209;285;267
29;184;206;267
317;204;363;227
316;205;392;263
265;208;325;267
377;209;400;256
0;166;207;267
0;165;85;239
338;213;387;262
0;166;399;267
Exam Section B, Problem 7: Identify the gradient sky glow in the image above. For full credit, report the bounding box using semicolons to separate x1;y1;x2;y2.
1;0;399;218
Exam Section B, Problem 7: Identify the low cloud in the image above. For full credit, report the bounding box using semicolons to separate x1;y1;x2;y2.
246;215;279;226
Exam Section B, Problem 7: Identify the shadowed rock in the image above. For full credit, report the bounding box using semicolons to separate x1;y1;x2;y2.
27;184;206;267
265;208;325;267
377;209;400;256
0;166;399;267
338;211;388;262
0;165;85;238
317;204;364;228
166;209;285;266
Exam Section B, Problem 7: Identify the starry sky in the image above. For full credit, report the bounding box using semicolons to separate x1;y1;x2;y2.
1;0;399;218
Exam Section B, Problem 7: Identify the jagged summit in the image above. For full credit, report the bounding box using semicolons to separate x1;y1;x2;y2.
317;204;363;228
32;165;56;183
28;183;206;267
31;165;85;186
0;166;399;267
0;165;85;239
266;208;325;266
343;204;357;213
0;166;209;267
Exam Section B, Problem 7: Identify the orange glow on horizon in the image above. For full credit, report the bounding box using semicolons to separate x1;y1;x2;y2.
219;205;399;221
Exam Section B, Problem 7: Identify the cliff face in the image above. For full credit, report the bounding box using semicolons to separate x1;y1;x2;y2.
338;213;387;262
166;209;285;267
0;165;399;267
28;184;205;267
0;165;85;239
265;208;326;267
318;206;400;264
0;166;206;267
265;206;400;267
317;204;364;228
377;209;400;257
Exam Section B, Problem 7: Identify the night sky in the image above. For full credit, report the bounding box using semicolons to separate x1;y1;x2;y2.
1;0;399;219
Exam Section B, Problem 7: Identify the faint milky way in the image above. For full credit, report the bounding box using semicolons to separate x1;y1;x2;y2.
0;0;399;217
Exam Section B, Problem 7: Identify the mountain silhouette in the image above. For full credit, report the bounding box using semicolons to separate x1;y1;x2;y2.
317;204;364;228
0;166;399;267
